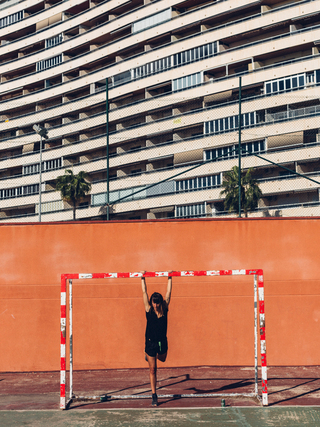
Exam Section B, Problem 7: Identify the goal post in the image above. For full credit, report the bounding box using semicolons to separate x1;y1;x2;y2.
60;269;267;409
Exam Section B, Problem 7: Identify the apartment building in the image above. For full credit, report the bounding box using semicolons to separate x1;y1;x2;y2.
0;0;320;221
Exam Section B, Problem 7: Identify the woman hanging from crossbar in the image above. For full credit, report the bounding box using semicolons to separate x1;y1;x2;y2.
141;271;173;407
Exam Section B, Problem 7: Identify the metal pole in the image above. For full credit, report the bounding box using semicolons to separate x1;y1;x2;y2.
69;279;73;400
39;134;43;222
106;79;110;220
238;76;242;218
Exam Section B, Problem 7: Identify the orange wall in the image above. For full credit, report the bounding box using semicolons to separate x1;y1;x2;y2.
1;218;320;372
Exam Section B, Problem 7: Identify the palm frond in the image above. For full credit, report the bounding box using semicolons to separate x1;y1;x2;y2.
220;166;262;216
55;170;92;220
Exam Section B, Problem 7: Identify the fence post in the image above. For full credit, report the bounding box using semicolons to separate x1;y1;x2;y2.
238;76;242;218
106;78;110;220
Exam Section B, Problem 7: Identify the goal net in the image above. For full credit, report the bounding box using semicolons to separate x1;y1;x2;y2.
60;269;267;409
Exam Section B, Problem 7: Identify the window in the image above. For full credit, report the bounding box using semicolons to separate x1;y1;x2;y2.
265;82;271;94
285;78;291;90
113;41;217;87
292;76;298;88
176;174;221;192
176;203;206;218
113;70;132;86
36;200;64;214
0;11;23;28
147;181;175;197
46;34;63;49
173;42;217;66
265;73;307;95
23;158;62;175
299;75;305;86
173;72;202;92
36;55;63;72
0;184;39;200
0;188;16;199
132;9;171;33
242;140;265;156
23;184;39;195
44;158;62;171
206;146;233;161
92;186;147;206
133;56;172;80
23;164;39;175
205;141;265;161
204;113;256;135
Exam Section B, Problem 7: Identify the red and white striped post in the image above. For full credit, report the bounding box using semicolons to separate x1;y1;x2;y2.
60;274;67;410
258;272;267;405
59;269;267;408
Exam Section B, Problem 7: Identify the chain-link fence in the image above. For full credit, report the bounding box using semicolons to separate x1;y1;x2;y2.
1;82;320;221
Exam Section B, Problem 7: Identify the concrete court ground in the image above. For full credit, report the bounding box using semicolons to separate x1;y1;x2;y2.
1;366;320;426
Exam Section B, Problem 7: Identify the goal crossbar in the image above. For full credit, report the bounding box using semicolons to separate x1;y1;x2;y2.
60;269;267;409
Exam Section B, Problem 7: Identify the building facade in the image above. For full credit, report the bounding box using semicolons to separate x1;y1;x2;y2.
0;0;320;221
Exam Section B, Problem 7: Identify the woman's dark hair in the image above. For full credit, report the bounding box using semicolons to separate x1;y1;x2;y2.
149;292;163;307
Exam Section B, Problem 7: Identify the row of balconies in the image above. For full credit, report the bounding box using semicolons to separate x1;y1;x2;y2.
1;136;317;188
1;138;320;213
2;0;318;71
0;0;283;56
1;61;320;159
1;92;320;186
0;111;318;188
0;0;245;62
0;0;319;110
0;27;319;154
1;168;320;221
0;29;318;106
0;39;320;152
0;0;317;221
3;195;320;221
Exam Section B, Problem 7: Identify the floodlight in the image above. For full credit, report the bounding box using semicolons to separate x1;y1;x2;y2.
33;124;48;139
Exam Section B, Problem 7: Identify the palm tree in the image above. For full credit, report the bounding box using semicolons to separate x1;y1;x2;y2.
56;170;92;220
220;166;262;217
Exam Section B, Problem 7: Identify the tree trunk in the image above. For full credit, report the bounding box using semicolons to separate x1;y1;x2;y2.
73;205;76;220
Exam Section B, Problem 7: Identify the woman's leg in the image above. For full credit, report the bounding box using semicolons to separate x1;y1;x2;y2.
145;353;157;394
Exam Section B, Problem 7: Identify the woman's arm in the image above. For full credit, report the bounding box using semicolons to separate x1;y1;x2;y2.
141;271;150;312
165;273;172;306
